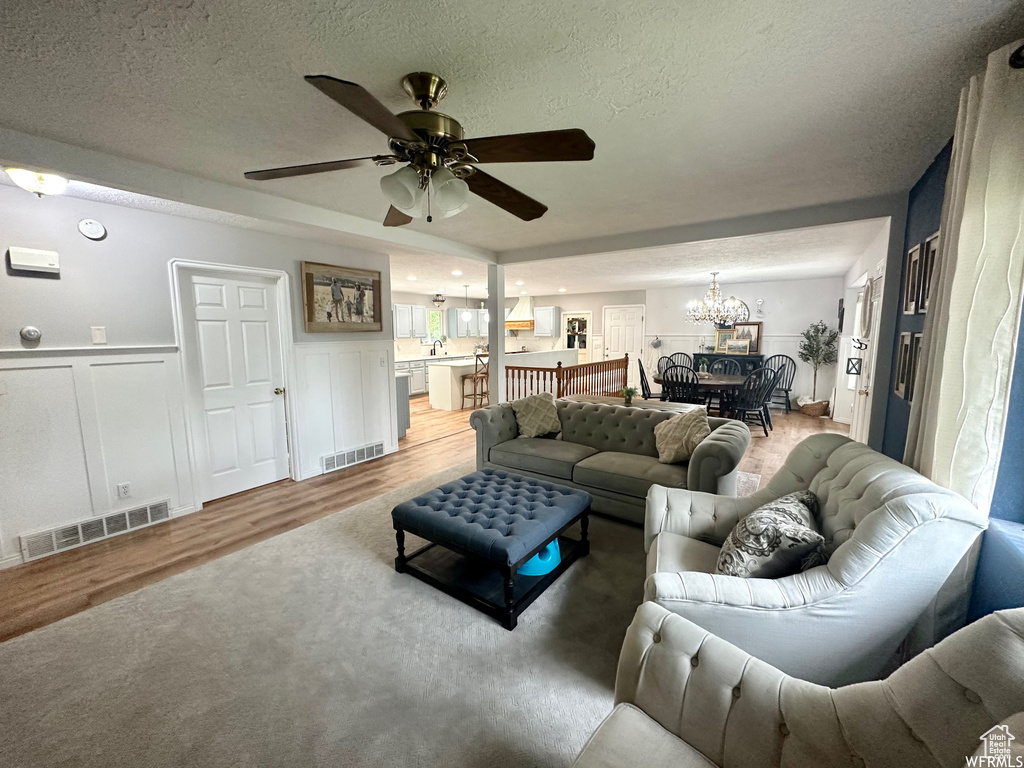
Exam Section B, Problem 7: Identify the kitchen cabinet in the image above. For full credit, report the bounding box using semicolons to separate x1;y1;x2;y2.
411;305;428;339
410;367;426;394
446;307;482;337
533;306;560;337
476;308;491;338
394;304;413;338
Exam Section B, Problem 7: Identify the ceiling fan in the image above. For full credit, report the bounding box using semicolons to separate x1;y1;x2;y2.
244;72;595;227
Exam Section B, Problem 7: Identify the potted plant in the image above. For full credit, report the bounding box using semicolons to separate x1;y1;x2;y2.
621;386;639;405
797;320;839;416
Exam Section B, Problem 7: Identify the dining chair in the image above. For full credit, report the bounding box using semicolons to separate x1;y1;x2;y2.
661;365;705;405
722;366;779;437
709;357;741;375
656;355;673;375
764;354;797;412
668;352;693;370
638;359;654;400
705;357;742;415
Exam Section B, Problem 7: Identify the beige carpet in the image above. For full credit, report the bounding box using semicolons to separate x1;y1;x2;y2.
0;463;648;768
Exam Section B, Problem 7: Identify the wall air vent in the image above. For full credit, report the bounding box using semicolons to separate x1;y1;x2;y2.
19;499;174;563
321;441;385;474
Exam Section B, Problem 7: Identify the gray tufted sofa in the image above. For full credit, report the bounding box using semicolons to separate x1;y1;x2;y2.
644;433;988;686
470;400;750;525
572;601;1024;768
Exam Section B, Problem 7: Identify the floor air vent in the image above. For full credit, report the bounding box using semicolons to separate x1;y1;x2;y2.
321;441;385;474
19;499;174;563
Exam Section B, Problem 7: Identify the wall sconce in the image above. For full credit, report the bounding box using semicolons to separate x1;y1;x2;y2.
5;168;69;197
755;298;765;316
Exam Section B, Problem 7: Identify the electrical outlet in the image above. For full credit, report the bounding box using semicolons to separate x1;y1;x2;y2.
116;482;131;499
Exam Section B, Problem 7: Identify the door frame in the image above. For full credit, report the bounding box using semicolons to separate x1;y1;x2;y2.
169;260;300;510
561;310;592;362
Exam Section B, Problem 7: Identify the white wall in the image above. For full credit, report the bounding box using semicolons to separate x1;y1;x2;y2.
0;186;396;566
644;277;845;401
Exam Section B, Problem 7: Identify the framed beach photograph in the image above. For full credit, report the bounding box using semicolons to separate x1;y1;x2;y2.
301;262;382;333
731;321;763;354
725;338;750;355
714;328;735;352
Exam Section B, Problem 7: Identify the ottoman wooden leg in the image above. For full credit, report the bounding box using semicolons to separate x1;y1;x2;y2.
503;566;518;631
395;526;407;573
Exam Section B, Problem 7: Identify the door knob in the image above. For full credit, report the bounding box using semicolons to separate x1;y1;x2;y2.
274;387;285;395
857;388;869;396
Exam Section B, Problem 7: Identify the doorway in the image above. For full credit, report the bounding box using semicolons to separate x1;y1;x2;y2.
850;275;884;443
602;305;645;388
173;263;294;503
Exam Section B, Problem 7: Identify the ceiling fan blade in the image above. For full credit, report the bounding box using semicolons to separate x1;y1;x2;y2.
383;206;413;227
465;170;548;221
244;156;390;181
305;75;417;142
460;129;595;163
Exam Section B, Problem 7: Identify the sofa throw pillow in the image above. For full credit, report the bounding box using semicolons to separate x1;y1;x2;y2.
653;408;711;464
511;392;562;438
715;491;826;578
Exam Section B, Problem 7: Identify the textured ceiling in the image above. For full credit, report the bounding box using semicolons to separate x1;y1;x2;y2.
1;0;1021;253
390;217;887;298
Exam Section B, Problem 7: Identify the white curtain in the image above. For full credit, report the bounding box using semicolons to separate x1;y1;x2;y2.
904;39;1024;516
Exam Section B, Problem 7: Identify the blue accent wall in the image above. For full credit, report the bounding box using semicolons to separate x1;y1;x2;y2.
990;311;1024;524
881;141;952;460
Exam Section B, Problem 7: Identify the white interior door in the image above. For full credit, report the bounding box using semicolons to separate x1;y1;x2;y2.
181;272;290;502
850;276;884;443
603;305;645;388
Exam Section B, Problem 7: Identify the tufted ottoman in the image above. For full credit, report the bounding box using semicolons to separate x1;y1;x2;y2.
391;468;591;630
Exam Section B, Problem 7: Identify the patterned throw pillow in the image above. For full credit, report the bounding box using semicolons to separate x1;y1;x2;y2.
511;392;562;438
715;491;826;578
653;408;711;464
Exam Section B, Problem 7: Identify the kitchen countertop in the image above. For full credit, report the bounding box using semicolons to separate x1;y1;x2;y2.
426;358;485;368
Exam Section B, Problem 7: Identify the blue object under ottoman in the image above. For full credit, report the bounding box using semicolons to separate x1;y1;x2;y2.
392;468;591;630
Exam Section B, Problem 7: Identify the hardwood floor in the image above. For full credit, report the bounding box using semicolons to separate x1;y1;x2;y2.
0;400;844;643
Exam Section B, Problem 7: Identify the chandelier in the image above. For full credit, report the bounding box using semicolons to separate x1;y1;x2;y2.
686;272;747;326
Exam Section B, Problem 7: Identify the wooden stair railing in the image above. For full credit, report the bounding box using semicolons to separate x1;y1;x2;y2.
505;354;629;400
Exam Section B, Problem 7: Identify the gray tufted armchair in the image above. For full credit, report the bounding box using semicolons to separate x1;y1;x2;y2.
572;602;1024;768
643;434;988;686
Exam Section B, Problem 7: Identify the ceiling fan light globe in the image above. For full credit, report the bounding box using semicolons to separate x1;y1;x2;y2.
380;166;421;210
442;200;469;219
431;168;470;212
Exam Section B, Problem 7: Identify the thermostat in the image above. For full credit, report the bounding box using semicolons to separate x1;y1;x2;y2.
8;246;59;274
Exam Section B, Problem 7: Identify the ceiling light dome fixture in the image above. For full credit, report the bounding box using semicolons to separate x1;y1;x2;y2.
5;168;69;197
431;293;446;307
686;272;746;327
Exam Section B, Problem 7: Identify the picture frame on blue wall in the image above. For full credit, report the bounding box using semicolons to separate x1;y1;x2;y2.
907;333;923;401
919;233;939;313
903;245;920;315
895;332;912;399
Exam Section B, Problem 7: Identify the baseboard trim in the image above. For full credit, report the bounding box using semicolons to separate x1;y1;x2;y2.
0;552;25;569
170;504;199;518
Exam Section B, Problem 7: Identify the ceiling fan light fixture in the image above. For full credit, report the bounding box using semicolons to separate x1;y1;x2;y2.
442;200;469;219
380;165;421;211
431;167;469;212
5;168;68;196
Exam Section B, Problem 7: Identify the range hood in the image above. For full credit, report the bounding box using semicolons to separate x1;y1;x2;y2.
504;296;534;331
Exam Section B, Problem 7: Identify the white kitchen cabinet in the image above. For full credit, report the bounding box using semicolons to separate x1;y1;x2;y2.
394;304;413;339
446;307;481;337
411;305;428;339
410;367;426;394
476;308;491;338
533;306;560;337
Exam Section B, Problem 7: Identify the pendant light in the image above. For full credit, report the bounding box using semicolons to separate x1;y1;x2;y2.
461;285;472;323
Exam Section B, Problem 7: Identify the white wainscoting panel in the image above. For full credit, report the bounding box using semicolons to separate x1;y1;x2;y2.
294;341;398;480
0;350;194;566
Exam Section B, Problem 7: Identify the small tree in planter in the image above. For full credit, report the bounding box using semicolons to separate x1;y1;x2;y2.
798;320;839;408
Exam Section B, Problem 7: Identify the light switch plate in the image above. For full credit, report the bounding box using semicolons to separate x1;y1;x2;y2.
91;326;107;344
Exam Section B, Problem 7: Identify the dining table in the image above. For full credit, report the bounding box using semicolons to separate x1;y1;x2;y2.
651;372;746;391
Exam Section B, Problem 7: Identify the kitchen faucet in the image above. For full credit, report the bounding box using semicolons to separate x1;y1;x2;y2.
431;339;444;356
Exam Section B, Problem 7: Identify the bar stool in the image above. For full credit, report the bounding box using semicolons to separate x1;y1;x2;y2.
462;354;489;409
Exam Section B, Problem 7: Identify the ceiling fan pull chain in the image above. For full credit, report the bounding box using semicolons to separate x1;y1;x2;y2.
426;181;433;223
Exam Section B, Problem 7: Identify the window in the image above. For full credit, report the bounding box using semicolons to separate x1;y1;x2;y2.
427;309;444;342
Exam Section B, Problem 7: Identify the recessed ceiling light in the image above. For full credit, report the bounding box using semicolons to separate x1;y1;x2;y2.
558;288;567;293
514;280;524;286
407;276;417;281
436;288;446;293
520;291;527;295
451;270;462;276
